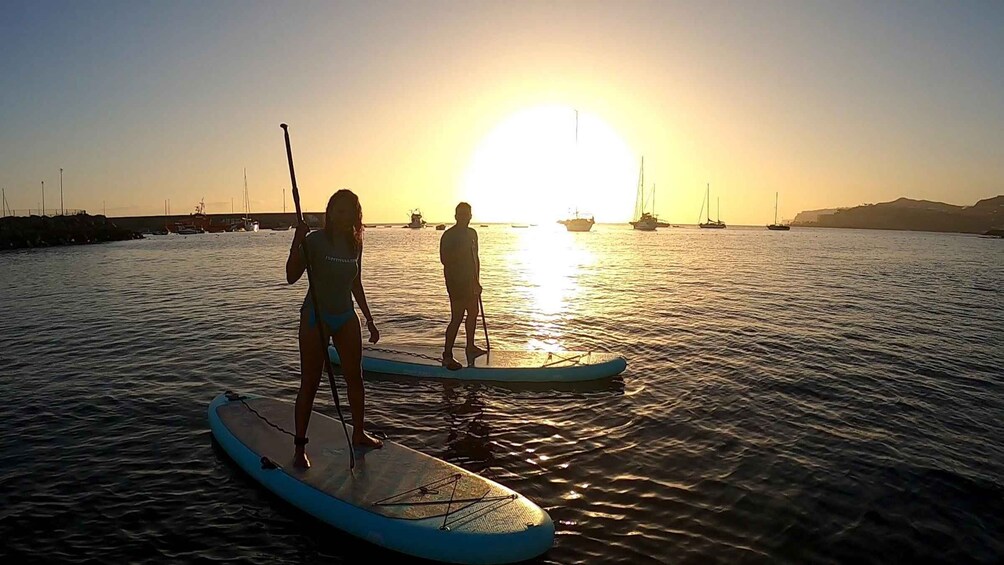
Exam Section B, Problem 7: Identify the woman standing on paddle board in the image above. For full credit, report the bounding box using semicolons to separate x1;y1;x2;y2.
286;189;383;468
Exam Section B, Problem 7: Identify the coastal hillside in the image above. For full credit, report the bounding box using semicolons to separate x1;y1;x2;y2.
791;207;846;224
792;196;1003;234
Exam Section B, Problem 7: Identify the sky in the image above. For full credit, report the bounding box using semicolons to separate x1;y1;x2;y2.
1;0;1002;225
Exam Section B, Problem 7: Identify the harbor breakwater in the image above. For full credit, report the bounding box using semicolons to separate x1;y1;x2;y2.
0;214;143;250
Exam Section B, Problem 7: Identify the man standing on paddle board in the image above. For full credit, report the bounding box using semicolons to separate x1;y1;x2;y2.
286;189;384;468
440;202;486;370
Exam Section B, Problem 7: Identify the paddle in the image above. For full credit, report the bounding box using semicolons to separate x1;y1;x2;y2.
472;244;490;353
280;123;355;470
479;294;490;353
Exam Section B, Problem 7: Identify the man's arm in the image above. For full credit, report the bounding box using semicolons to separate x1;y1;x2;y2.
439;231;457;266
472;229;480;289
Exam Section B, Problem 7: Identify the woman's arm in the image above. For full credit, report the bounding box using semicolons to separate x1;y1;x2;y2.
352;241;380;342
286;222;309;284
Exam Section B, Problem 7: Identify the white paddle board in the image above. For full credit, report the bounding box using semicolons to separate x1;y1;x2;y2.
208;391;554;564
329;345;627;382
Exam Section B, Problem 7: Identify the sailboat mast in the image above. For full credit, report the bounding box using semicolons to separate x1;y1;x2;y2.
641;156;644;212
574;110;578;215
774;191;778;225
634;156;645;221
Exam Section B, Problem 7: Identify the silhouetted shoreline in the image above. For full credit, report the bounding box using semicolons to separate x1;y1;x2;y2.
0;214;143;250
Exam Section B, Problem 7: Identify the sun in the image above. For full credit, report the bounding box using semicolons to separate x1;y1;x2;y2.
459;106;637;224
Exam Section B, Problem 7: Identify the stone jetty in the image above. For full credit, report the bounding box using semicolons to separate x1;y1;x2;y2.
0;213;143;250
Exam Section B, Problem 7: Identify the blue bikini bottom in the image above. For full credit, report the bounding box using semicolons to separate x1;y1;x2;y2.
302;298;355;333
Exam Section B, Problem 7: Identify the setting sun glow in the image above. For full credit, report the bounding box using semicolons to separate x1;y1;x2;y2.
460;106;638;224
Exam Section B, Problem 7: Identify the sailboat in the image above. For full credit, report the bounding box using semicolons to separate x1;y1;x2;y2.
651;171;670;227
767;191;790;230
629;156;658;231
652;182;670;227
270;188;291;230
698;183;726;229
242;168;259;232
559;109;595;232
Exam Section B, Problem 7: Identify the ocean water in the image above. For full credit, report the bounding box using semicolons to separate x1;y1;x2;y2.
1;224;1001;564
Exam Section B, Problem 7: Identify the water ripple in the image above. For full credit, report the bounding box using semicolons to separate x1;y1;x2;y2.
1;226;1002;563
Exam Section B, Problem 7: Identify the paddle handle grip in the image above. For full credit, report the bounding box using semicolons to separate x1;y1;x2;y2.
280;124;304;224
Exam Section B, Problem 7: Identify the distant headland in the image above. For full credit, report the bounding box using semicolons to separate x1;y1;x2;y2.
792;196;1003;236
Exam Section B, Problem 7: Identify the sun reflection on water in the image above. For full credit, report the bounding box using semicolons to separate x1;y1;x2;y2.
505;225;596;351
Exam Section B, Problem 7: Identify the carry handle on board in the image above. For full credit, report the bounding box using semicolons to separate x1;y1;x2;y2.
281;123;355;470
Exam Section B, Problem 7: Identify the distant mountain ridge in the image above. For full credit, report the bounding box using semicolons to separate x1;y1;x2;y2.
792;196;1003;234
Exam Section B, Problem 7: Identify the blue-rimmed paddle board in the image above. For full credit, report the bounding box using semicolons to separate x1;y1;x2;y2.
209;392;554;564
329;345;626;382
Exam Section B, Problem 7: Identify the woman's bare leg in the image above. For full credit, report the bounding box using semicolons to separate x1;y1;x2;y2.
294;308;324;468
330;313;383;448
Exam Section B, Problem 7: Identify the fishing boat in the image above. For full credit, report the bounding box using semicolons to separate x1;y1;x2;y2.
698;183;726;229
767;191;790;230
168;199;209;233
406;209;426;229
558;209;595;232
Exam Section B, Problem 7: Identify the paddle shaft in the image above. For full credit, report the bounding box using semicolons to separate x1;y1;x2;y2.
471;244;489;352
280;123;355;470
479;294;490;352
